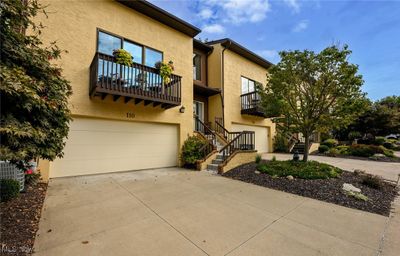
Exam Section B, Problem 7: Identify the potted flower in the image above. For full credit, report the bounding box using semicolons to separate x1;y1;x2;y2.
112;49;133;67
155;60;174;83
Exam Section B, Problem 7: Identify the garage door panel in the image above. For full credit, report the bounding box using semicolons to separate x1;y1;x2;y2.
231;124;269;153
51;118;178;177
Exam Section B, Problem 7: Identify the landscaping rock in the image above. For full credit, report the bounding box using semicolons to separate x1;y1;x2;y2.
373;153;385;157
354;169;366;176
342;183;361;193
286;175;294;180
223;162;398;216
254;170;261;174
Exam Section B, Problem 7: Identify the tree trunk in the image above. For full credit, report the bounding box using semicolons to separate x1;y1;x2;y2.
303;133;310;162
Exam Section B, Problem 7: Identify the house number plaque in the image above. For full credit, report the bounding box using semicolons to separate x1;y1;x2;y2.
126;112;136;119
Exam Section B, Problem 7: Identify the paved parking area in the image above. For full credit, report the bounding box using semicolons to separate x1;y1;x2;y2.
34;168;389;256
263;153;400;182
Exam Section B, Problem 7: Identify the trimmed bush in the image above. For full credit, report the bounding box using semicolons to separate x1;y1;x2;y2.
348;144;384;157
1;179;20;202
383;142;394;149
257;160;342;179
181;135;209;168
321;139;339;148
336;145;349;154
382;147;394;157
327;148;340;157
374;137;386;145
318;145;329;153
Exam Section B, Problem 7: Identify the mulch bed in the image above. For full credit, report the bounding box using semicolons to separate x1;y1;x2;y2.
311;152;400;162
0;182;47;256
223;162;398;216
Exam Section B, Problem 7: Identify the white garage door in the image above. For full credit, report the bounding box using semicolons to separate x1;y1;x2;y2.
50;118;178;177
231;124;269;153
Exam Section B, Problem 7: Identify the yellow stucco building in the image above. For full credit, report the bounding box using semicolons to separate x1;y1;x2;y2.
37;0;276;178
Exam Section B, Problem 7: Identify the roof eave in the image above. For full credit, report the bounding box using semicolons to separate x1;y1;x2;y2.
116;0;201;37
208;38;273;69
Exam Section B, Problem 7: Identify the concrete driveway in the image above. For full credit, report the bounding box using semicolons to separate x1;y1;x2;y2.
34;168;389;256
263;153;400;182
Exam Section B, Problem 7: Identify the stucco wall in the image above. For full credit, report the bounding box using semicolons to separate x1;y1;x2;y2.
219;151;257;173
207;43;276;152
36;0;194;166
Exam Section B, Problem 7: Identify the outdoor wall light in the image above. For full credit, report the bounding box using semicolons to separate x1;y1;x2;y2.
179;106;185;113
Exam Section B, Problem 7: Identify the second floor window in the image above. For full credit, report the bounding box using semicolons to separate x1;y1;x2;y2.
97;30;162;68
193;53;202;81
241;77;256;94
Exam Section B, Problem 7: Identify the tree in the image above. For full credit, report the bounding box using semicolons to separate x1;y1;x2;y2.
0;0;72;168
335;95;400;138
259;45;365;161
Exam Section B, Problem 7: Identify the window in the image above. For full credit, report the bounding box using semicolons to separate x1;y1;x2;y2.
241;77;257;94
145;48;162;68
97;30;163;68
98;31;121;56
193;53;201;81
124;41;142;64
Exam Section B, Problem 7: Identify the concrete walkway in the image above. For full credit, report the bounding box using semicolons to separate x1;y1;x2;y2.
263;153;400;182
34;168;389;256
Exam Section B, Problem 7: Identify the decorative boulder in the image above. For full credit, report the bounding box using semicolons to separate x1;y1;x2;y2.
255;170;261;174
286;175;294;180
342;183;361;193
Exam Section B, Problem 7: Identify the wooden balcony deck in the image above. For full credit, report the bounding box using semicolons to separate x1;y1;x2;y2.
240;91;267;117
89;53;181;109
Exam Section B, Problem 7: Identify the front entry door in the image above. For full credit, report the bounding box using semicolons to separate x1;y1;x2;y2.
193;101;204;132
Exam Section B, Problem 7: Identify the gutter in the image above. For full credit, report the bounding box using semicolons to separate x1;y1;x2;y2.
221;41;232;127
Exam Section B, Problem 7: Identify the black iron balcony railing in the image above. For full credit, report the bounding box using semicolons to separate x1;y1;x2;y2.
240;91;266;117
89;53;181;108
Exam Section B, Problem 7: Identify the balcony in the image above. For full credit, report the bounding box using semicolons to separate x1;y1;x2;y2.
89;53;181;109
240;91;267;117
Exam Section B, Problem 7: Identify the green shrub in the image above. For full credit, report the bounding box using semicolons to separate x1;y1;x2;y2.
181;135;208;167
1;179;20;202
257;160;341;179
374;136;386;145
321;139;339;148
348;144;384;157
336;145;349;154
273;134;288;152
383;142;394;149
382;147;394;158
361;175;383;190
318;145;329;153
327;148;340;157
255;154;262;164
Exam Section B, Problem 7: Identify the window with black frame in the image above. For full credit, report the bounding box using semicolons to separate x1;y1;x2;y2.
241;76;260;109
97;30;163;89
193;53;201;81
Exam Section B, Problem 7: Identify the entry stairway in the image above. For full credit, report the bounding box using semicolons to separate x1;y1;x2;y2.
194;117;255;173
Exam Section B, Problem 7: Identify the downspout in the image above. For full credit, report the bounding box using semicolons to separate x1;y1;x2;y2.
221;41;231;127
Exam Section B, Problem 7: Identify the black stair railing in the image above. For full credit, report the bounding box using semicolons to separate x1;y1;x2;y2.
214;118;242;142
194;116;216;146
219;131;255;160
194;116;217;161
